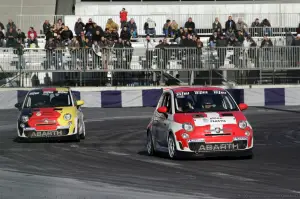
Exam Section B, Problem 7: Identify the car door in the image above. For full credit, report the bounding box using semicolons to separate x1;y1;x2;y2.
152;93;167;146
156;92;173;147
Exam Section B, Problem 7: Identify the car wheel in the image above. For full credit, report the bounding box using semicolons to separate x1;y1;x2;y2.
74;124;81;142
146;131;155;156
80;121;86;140
168;134;179;160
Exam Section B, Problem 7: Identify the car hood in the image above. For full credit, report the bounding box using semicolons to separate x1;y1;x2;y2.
20;107;77;127
173;111;247;125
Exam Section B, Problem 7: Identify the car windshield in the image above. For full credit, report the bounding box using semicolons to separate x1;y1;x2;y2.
175;90;239;113
23;90;73;108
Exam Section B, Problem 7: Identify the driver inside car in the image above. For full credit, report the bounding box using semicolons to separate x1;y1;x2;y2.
177;97;194;112
201;96;215;109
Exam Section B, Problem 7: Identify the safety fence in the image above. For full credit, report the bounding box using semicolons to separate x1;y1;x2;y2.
0;46;300;72
0;14;299;36
1;46;300;87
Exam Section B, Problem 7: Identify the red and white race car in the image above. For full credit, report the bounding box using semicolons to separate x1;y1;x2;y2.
146;87;253;159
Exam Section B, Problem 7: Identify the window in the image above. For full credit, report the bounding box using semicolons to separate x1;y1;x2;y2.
162;93;172;114
174;90;238;113
24;90;73;108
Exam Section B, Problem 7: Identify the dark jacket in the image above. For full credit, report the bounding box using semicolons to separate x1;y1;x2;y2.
74;22;85;35
120;30;131;41
212;22;222;32
17;32;26;42
92;34;101;42
184;21;195;30
0;22;5;30
225;20;236;31
61;30;73;40
127;22;137;31
111;32;119;41
92;25;104;36
43;23;51;34
0;31;4;40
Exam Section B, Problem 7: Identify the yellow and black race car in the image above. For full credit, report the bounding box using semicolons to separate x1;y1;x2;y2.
14;87;86;142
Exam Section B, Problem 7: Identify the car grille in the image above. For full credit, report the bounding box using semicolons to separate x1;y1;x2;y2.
24;129;69;138
188;140;248;152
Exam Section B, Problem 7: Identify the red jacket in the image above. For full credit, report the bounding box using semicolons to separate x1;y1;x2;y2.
28;31;37;39
120;11;127;22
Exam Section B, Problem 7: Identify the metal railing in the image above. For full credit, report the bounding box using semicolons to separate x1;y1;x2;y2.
0;46;300;72
1;46;300;87
10;13;300;35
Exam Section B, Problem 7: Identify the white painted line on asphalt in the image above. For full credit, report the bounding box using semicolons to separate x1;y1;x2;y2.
285;135;296;140
107;151;130;156
210;172;257;182
291;190;300;194
136;159;181;167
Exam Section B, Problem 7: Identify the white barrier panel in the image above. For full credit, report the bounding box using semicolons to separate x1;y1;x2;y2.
1;86;300;109
74;2;300;29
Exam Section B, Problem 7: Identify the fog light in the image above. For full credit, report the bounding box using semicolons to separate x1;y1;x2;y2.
68;121;72;126
245;131;250;136
20;123;25;128
182;133;189;139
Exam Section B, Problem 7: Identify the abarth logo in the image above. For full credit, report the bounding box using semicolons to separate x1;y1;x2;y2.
31;131;63;137
198;143;239;151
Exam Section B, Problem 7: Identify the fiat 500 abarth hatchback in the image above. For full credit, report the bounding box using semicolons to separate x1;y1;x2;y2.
146;87;253;159
15;87;86;142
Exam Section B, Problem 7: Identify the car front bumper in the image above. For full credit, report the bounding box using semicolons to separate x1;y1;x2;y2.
176;136;254;153
18;126;77;139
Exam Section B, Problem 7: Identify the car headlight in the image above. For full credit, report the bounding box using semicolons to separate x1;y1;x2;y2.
182;123;194;132
64;113;72;120
21;115;29;123
238;121;247;129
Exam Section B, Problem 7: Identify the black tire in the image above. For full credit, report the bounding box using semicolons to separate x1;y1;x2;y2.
80;122;86;140
167;134;180;160
146;130;155;156
74;131;80;142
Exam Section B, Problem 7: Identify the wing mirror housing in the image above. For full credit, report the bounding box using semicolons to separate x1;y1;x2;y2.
157;106;168;113
76;100;84;107
15;103;22;111
238;103;248;111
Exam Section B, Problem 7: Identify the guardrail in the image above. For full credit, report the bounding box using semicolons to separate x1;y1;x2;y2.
0;46;299;72
0;14;299;37
1;46;300;87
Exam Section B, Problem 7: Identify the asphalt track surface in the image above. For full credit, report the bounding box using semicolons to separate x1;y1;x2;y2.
1;107;300;199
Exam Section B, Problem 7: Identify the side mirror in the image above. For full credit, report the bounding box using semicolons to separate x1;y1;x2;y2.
157;106;168;113
15;103;22;110
76;100;84;106
238;103;248;111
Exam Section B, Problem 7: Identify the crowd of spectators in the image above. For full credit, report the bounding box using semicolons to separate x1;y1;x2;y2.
0;9;298;52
